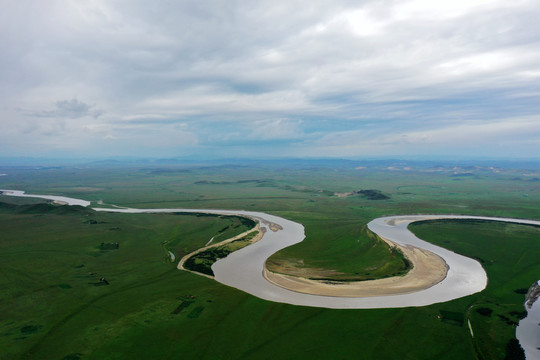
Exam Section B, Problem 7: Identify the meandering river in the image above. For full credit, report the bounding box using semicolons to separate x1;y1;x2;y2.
1;189;538;357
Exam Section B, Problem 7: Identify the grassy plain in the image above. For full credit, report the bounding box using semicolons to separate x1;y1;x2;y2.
410;220;540;360
0;160;539;359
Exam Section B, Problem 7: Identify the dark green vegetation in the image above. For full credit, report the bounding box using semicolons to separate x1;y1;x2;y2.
184;230;259;276
0;161;539;359
410;220;540;360
357;189;390;200
346;189;391;200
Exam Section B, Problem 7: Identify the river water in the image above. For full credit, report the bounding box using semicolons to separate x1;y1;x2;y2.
0;189;90;207
517;281;540;360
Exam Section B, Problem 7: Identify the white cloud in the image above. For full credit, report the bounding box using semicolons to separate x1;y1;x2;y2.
249;118;303;140
310;116;540;157
139;87;310;116
394;117;540;145
394;0;499;20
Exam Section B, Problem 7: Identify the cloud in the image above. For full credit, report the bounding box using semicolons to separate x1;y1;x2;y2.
1;0;539;158
55;99;99;118
249;118;304;141
309;116;540;157
31;99;102;119
392;117;540;147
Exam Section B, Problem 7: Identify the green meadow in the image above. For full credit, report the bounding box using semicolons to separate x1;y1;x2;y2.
0;161;538;359
410;219;540;360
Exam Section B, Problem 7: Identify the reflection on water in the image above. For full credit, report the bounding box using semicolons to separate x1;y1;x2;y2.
517;280;540;360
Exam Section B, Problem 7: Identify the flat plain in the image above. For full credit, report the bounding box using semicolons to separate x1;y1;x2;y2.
0;160;538;359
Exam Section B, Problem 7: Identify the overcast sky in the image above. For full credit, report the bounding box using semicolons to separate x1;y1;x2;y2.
1;0;539;160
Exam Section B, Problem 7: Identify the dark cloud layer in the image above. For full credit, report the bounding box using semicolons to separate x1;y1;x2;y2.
31;99;101;119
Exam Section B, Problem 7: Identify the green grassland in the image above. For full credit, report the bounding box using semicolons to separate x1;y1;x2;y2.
409;220;540;360
0;201;254;360
0;161;539;359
